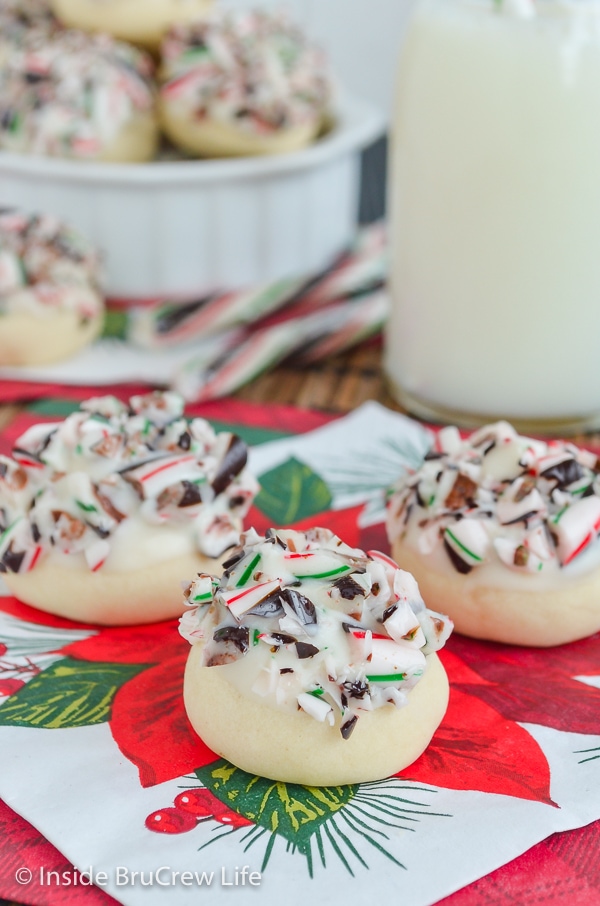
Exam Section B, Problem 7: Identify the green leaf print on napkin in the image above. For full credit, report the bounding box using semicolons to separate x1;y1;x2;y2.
254;457;332;524
0;657;147;728
196;761;358;871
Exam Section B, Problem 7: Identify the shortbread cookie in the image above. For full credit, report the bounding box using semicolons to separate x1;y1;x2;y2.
0;28;157;161
388;421;600;646
50;0;213;49
181;527;452;785
158;9;332;158
0;209;103;365
0;391;259;624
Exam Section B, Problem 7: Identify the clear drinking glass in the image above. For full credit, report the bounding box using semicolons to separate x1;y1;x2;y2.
385;0;600;433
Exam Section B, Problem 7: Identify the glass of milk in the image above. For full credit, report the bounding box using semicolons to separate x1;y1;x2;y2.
385;0;600;433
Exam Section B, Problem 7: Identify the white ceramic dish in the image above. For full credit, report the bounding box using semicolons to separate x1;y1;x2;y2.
0;96;384;300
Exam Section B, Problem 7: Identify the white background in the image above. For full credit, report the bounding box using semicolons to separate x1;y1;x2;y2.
222;0;416;119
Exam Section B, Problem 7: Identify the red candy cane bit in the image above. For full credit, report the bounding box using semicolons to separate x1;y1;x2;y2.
367;550;398;570
349;629;388;641
28;547;43;571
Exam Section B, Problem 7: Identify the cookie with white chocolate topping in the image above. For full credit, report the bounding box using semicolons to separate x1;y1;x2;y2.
0;391;258;625
0;209;104;366
158;9;332;158
387;421;600;646
181;527;452;786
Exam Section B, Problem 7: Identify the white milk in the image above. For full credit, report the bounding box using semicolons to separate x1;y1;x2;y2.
385;0;600;430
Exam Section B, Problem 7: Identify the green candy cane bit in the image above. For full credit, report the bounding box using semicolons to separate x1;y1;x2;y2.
366;672;407;684
76;500;98;514
252;629;260;646
236;553;261;587
295;565;352;580
309;688;325;697
0;518;20;548
192;591;213;603
552;505;569;525
445;528;483;562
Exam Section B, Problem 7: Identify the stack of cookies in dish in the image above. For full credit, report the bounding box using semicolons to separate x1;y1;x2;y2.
0;0;334;163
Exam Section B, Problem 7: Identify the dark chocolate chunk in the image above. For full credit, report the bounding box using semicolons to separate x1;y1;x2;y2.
342;679;369;699
94;488;126;523
279;587;317;625
513;476;536;502
340;714;358;740
332;575;365;600
269;632;297;645
1;546;25;574
415;483;427;508
514;545;529;567
212;626;249;653
500;510;539;527
382;602;398;622
424;450;444;461
221;550;245;572
228;495;247;509
342;621;364;633
295;642;319;659
443;538;473;574
280;667;294;675
178;480;203;508
206;652;237;667
540;458;585;489
265;528;287;548
178;431;191;451
445;473;478;511
246;590;286;618
211;435;247;496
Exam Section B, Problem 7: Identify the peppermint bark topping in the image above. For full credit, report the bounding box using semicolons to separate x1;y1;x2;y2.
180;528;453;738
388;421;600;576
160;9;331;136
0;391;258;574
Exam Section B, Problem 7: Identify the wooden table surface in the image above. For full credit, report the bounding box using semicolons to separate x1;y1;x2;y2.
232;339;600;448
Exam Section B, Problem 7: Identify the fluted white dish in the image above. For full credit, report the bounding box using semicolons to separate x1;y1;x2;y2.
0;96;384;300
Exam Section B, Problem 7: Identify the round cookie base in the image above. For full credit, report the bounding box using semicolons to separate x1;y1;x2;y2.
4;551;225;625
50;0;213;49
392;538;600;647
0;306;103;366
158;102;322;158
183;645;449;786
97;112;158;164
